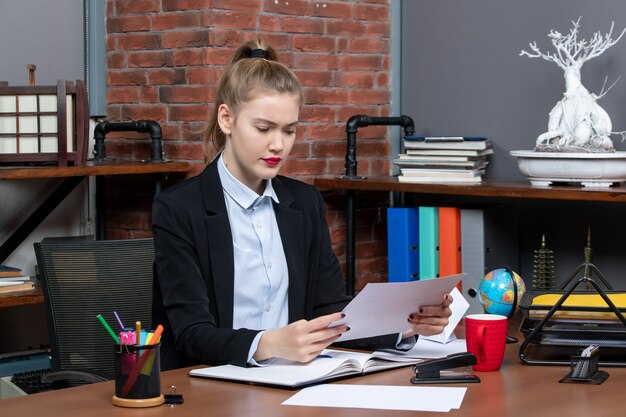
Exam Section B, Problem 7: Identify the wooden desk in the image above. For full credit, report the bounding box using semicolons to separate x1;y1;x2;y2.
1;340;623;417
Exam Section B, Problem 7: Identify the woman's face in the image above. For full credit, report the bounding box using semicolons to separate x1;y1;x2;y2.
219;90;300;194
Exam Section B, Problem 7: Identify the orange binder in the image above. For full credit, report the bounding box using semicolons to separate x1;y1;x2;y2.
438;207;461;288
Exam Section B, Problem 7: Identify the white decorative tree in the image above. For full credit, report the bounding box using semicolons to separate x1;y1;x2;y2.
520;18;626;152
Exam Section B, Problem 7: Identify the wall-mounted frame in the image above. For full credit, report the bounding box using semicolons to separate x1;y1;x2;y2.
0;80;89;166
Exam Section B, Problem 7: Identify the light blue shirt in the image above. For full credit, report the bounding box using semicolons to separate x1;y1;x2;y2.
217;155;415;364
218;155;289;364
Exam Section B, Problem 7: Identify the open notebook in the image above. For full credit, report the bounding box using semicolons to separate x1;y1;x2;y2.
189;349;420;389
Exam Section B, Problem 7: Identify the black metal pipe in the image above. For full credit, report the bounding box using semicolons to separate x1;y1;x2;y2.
342;115;415;296
345;190;355;296
93;120;163;162
344;115;415;178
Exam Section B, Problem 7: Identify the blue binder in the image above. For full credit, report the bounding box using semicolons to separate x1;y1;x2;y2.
387;208;420;282
418;206;439;280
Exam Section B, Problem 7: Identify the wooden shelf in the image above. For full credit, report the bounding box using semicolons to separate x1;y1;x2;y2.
315;175;626;295
0;160;193;308
0;160;191;180
314;176;626;203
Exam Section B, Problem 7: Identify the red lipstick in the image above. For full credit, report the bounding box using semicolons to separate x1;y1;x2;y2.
263;157;281;166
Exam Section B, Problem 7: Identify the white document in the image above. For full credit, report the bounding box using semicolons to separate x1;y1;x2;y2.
421;287;469;344
333;273;464;341
373;337;468;360
282;384;467;412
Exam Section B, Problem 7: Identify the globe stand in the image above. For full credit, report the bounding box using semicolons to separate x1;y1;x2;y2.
505;266;519;344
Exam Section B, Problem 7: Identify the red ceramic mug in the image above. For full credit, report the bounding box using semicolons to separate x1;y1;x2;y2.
465;314;508;371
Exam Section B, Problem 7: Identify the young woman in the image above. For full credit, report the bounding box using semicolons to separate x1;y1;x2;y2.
152;40;452;370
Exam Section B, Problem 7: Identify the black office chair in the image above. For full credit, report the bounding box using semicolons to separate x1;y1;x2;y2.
34;237;154;387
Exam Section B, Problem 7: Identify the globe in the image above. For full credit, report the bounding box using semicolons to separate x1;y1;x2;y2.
479;268;526;317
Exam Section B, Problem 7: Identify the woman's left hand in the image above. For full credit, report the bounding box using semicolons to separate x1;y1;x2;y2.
402;293;453;338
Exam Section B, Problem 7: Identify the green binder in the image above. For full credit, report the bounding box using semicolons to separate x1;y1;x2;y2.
419;206;439;280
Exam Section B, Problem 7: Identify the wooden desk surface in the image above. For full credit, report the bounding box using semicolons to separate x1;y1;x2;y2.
1;340;623;417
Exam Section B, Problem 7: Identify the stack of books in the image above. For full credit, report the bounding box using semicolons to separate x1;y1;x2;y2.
0;265;34;294
394;136;493;183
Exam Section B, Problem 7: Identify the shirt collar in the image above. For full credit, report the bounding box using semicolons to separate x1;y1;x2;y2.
218;153;279;210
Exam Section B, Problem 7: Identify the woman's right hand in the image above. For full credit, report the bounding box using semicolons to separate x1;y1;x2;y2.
253;312;348;363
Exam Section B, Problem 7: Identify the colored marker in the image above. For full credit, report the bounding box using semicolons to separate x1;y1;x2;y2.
96;314;120;343
113;311;125;329
119;330;135;345
146;324;164;345
141;325;165;375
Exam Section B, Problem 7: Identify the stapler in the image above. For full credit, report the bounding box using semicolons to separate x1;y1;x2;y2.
411;352;481;384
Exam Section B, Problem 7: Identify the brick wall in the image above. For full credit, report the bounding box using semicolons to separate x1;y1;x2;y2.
104;0;392;289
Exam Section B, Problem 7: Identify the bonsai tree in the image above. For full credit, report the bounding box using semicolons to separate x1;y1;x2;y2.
520;18;626;152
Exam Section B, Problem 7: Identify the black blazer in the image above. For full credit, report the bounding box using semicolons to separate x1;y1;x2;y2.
152;159;396;370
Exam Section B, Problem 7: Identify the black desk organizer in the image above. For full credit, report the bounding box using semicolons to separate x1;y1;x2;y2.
559;348;609;384
518;267;626;367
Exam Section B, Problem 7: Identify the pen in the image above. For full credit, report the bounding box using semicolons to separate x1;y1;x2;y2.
96;314;121;344
113;311;125;329
135;321;141;346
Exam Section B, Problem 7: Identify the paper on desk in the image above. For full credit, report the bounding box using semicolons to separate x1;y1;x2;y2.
282;384;467;412
373;337;468;360
333;273;464;342
421;287;469;344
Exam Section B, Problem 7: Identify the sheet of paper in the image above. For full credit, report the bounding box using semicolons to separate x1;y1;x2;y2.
373;338;468;360
0;276;28;282
421;287;470;343
333;273;464;341
0;281;26;286
282;384;467;412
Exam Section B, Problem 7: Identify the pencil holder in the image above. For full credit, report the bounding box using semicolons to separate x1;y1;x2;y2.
112;343;164;407
559;348;609;384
